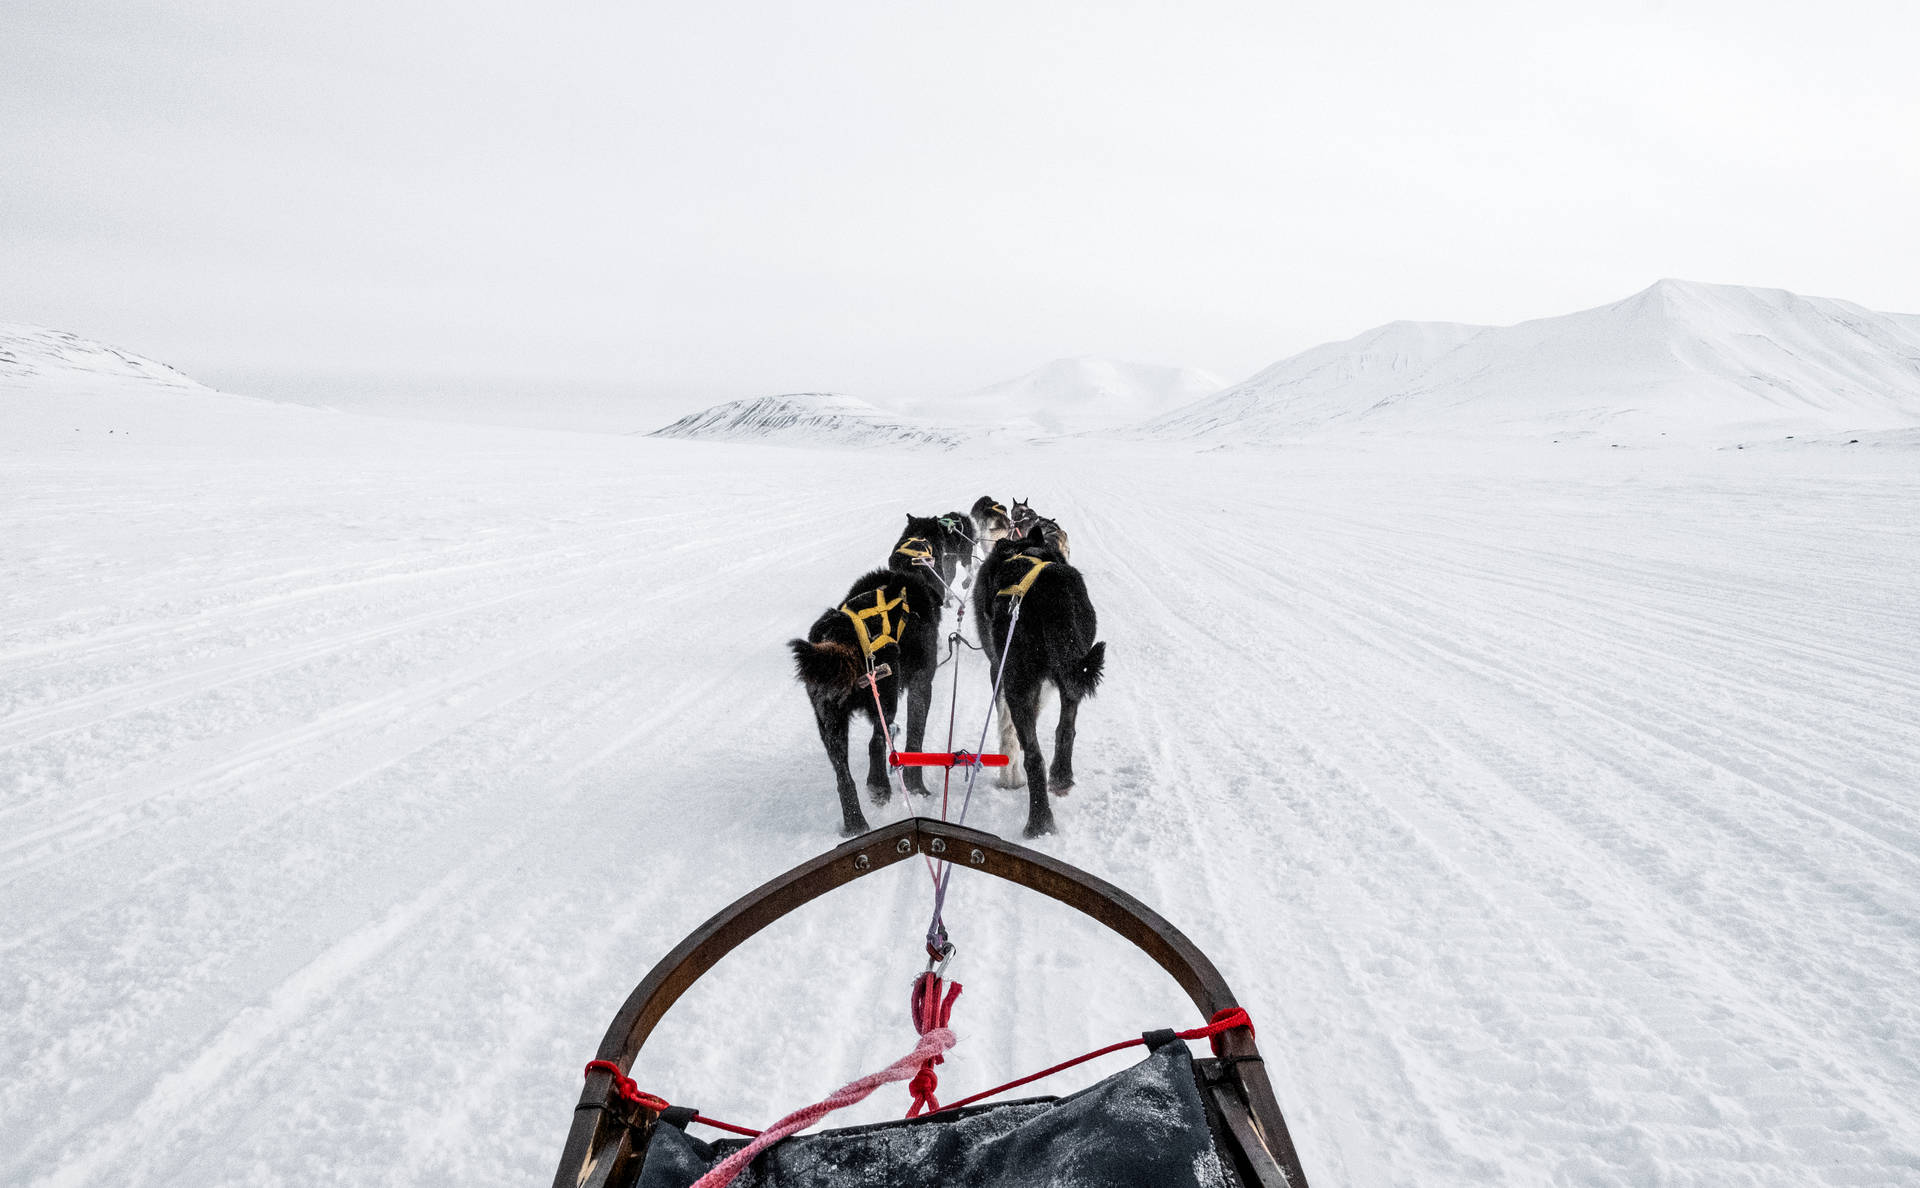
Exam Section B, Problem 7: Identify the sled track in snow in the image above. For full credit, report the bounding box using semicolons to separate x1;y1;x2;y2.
3;424;1918;1186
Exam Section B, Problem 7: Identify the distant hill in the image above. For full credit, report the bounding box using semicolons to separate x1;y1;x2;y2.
647;392;964;449
1148;321;1488;439
897;357;1223;435
1149;281;1920;442
651;358;1224;447
0;324;204;390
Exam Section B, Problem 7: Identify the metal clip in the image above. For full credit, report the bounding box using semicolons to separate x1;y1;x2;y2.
924;940;956;979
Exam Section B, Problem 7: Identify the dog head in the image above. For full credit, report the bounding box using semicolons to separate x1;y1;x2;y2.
1010;498;1040;533
970;495;1012;543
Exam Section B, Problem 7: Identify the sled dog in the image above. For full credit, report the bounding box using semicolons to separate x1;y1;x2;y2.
1008;498;1071;561
970;496;1014;548
971;526;1105;836
790;565;943;833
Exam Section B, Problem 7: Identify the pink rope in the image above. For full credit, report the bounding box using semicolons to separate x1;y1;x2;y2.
688;1027;956;1188
861;669;897;769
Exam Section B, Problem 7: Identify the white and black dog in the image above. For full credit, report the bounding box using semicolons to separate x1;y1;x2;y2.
972;524;1105;836
970;496;1013;549
790;564;942;834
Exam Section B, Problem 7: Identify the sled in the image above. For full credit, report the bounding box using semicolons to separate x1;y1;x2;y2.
555;817;1311;1187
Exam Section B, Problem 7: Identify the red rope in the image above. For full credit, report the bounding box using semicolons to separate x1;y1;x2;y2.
932;1007;1254;1115
583;1061;761;1137
905;972;963;1117
1201;1006;1256;1057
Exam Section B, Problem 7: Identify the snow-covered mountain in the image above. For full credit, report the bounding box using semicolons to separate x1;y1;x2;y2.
1151;281;1920;442
898;356;1224;435
0;323;204;390
654;359;1223;448
1148;320;1490;439
648;392;964;449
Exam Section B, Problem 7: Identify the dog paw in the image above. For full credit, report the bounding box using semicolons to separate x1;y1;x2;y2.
867;784;892;806
1049;779;1073;796
841;818;871;838
1022;815;1058;839
997;768;1025;790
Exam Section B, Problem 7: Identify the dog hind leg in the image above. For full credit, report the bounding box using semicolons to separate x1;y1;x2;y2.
812;694;868;836
1049;689;1080;794
1007;687;1055;836
902;662;934;796
996;691;1025;788
864;710;892;805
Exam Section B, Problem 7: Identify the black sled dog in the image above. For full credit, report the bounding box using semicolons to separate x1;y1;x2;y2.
892;512;975;605
881;527;959;794
789;565;942;834
972;526;1106;836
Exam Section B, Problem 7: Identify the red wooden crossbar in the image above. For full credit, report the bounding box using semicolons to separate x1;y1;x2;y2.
888;751;1011;769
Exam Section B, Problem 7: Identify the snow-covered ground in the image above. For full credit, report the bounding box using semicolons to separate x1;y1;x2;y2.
5;366;1920;1186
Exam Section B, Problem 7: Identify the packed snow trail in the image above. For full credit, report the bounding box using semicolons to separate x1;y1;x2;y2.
3;388;1919;1185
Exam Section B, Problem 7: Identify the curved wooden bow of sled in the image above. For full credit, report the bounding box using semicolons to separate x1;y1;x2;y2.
557;817;1311;1188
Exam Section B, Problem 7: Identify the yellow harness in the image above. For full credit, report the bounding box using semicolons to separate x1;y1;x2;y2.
894;536;935;565
839;587;909;659
998;554;1051;600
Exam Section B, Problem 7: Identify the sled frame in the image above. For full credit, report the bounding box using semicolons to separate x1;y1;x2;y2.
555;817;1310;1188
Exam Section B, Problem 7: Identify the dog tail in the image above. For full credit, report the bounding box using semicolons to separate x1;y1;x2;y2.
1063;640;1105;698
789;638;862;689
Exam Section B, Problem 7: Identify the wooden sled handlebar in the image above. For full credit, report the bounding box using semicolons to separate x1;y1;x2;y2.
556;817;1310;1188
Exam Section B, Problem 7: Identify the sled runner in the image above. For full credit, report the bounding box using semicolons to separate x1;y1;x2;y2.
556;817;1311;1188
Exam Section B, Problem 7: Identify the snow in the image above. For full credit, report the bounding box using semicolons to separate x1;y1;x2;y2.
1153;280;1920;443
4;330;1920;1187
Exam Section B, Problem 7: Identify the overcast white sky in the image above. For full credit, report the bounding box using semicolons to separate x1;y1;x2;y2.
6;0;1919;413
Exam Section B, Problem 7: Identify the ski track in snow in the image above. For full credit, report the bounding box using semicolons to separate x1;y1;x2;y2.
3;403;1919;1186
